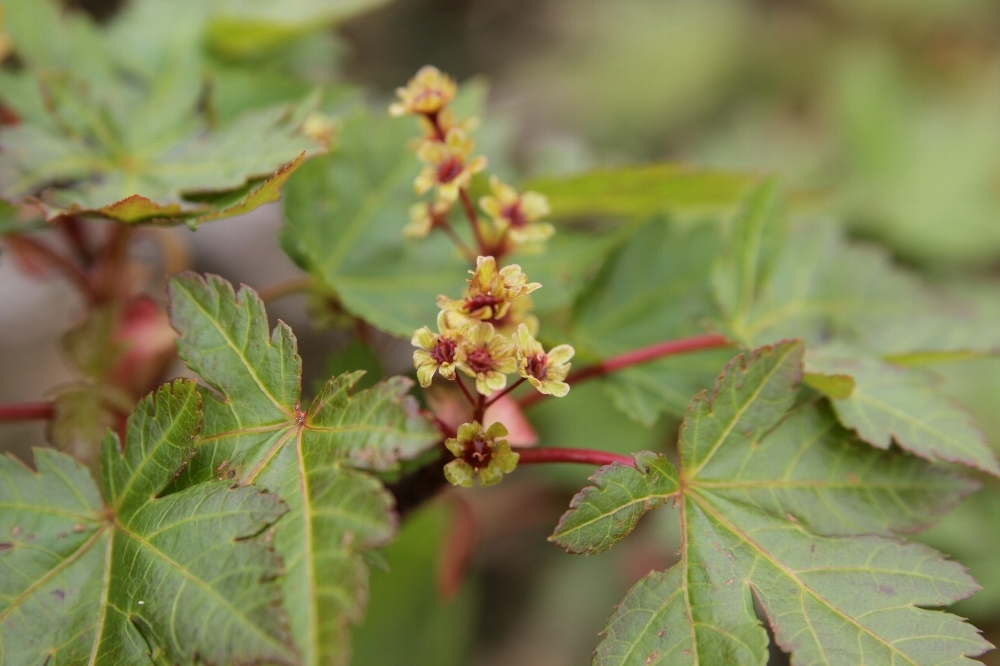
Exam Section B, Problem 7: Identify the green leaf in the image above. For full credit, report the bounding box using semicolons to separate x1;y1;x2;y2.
281;108;467;336
585;341;988;664
741;221;1000;358
167;272;439;665
807;352;1000;476
0;381;295;665
571;218;732;424
549;452;679;554
711;177;783;338
524;165;758;220
208;0;392;59
731;220;1000;466
0;0;320;223
352;502;477;666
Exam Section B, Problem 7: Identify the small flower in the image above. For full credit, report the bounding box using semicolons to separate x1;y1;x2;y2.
443;421;519;487
302;112;337;149
489;294;539;337
414;128;487;204
389;65;457;117
514;324;574;397
437;256;541;324
412;312;464;387
479;177;554;245
455;322;517;396
404;200;451;239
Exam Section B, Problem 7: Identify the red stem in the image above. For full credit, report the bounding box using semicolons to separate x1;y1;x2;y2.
0;402;55;423
519;333;732;410
8;235;95;299
437;217;478;263
455;374;478;408
458;189;488;256
485;377;526;408
517;447;634;467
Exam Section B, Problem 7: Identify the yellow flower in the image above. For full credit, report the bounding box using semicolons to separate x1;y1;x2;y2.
455;322;517;396
404;201;451;239
479;176;554;245
488;294;539;337
514;324;574;397
437;255;541;324
411;312;463;387
389;65;457;117
414;128;487;204
443;421;519;487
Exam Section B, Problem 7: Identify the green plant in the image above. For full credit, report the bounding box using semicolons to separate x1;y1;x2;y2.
1;2;998;664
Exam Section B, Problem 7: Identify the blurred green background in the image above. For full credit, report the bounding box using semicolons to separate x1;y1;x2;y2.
3;0;1000;663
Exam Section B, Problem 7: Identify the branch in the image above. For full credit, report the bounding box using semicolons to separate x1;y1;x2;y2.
517;447;635;467
459;189;488;255
7;235;95;299
0;402;55;423
257;275;313;303
519;333;733;410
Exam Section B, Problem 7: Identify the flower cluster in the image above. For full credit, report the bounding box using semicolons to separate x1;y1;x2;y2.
443;421;518;487
390;66;555;256
412;256;575;487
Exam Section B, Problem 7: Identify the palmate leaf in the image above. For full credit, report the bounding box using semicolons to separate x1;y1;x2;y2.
713;189;1000;475
553;341;989;665
0;380;294;666
167;272;439;666
0;0;320;224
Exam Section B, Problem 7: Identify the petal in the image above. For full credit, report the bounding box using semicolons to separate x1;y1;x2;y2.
467;155;488;174
439;362;457;379
480;195;502;219
438;181;459;204
520;192;551;220
494;356;518;375
415;361;437;388
445;436;465;457
457;421;483;442
477;463;504;487
414;168;436;195
547;344;575;366
444;460;476;488
411;327;436;349
541;379;570;398
485;421;509;439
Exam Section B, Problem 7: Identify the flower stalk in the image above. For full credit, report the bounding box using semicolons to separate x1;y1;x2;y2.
517;447;635;467
519;334;733;409
0;402;55;423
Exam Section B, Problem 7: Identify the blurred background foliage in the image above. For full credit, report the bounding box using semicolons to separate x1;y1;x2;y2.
2;0;1000;663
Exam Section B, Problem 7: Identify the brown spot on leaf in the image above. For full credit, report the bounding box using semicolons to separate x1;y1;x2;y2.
656;630;665;638
645;653;658;664
0;542;13;551
11;526;21;537
878;584;895;595
51;589;65;601
73;524;85;533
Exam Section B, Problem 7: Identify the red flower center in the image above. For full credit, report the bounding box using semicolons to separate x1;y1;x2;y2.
502;201;527;228
431;337;457;364
437;157;464;184
464;437;492;469
465;293;504;315
527;353;548;380
465;347;495;375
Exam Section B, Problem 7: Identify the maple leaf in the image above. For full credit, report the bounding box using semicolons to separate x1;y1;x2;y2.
167;272;439;665
552;341;990;665
0;380;294;665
